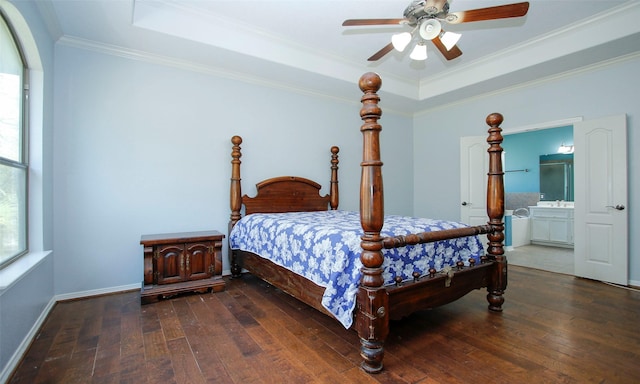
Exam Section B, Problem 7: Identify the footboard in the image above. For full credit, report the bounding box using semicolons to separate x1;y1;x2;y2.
382;224;497;319
386;261;494;320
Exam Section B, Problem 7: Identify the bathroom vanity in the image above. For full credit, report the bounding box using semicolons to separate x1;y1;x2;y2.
529;204;574;248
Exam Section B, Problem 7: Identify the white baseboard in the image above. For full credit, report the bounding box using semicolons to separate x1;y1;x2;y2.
54;283;141;302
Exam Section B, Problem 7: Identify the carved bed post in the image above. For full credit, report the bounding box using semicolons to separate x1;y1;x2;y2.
330;146;340;210
485;113;506;311
229;135;243;277
356;72;389;374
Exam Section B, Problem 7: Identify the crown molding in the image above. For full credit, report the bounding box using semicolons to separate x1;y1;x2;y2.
55;36;419;115
414;49;640;116
417;1;640;101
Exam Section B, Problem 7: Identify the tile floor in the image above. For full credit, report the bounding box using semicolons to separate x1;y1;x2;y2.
507;244;574;275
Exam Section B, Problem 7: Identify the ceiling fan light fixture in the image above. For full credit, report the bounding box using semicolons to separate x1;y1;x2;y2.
418;19;442;40
343;0;530;62
410;42;428;61
391;32;412;52
440;31;461;51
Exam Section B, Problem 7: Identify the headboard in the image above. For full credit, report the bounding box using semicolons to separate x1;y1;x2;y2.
243;176;332;215
229;135;340;227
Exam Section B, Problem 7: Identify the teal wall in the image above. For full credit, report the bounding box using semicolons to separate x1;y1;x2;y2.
503;126;573;193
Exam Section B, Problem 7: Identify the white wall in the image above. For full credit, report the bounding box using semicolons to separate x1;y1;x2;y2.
413;54;640;283
52;44;413;296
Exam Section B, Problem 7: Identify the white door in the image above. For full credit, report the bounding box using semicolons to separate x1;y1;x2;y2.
460;136;489;248
574;114;628;285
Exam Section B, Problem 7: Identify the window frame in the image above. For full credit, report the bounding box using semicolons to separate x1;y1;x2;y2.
0;11;29;269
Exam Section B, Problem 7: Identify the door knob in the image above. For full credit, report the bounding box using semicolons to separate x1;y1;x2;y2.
606;204;625;211
461;202;469;206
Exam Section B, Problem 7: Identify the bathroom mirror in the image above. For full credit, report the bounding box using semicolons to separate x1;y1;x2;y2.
539;154;573;201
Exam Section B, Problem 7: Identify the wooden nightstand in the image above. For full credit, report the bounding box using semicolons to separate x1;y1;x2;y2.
140;230;225;303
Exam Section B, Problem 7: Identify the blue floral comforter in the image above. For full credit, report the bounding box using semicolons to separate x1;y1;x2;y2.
229;210;484;328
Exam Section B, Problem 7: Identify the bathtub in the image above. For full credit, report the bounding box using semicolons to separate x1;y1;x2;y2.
505;209;531;251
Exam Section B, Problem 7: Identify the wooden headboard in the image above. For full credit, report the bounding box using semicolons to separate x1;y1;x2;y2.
229;136;340;227
243;176;332;214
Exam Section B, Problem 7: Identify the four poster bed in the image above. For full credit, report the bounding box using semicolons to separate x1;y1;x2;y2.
228;72;506;374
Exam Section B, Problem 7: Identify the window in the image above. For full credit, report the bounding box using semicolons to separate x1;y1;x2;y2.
0;13;28;268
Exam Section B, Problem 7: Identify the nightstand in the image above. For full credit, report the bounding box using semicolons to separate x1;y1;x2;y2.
140;230;225;303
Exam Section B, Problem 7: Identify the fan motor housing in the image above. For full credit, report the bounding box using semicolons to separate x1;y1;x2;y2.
403;0;450;25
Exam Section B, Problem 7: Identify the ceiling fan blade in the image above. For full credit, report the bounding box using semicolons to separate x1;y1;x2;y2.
431;36;462;60
343;18;407;26
368;43;394;61
446;1;530;24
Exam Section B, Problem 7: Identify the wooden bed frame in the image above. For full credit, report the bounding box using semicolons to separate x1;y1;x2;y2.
229;72;506;374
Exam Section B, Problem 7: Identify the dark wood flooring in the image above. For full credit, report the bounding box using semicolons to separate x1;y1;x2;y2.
8;266;640;383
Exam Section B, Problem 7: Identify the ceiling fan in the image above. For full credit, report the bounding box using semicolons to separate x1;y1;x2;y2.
342;0;530;61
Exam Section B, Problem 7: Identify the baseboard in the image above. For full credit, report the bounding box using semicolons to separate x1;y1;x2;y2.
54;283;141;302
0;296;56;384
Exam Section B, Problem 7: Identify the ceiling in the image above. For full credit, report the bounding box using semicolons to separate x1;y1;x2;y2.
36;0;640;114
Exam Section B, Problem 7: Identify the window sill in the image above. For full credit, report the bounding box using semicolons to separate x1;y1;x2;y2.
0;250;52;293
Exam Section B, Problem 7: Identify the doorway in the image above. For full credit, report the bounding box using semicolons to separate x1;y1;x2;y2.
502;123;576;275
498;115;628;284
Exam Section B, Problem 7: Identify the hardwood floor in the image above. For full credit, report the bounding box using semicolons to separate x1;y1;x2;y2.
8;266;640;383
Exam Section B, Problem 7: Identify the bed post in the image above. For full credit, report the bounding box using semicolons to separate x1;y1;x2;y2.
229;135;243;277
356;72;388;374
330;146;340;210
485;113;506;311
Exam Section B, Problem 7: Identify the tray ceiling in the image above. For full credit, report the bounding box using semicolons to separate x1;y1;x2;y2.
37;0;640;113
